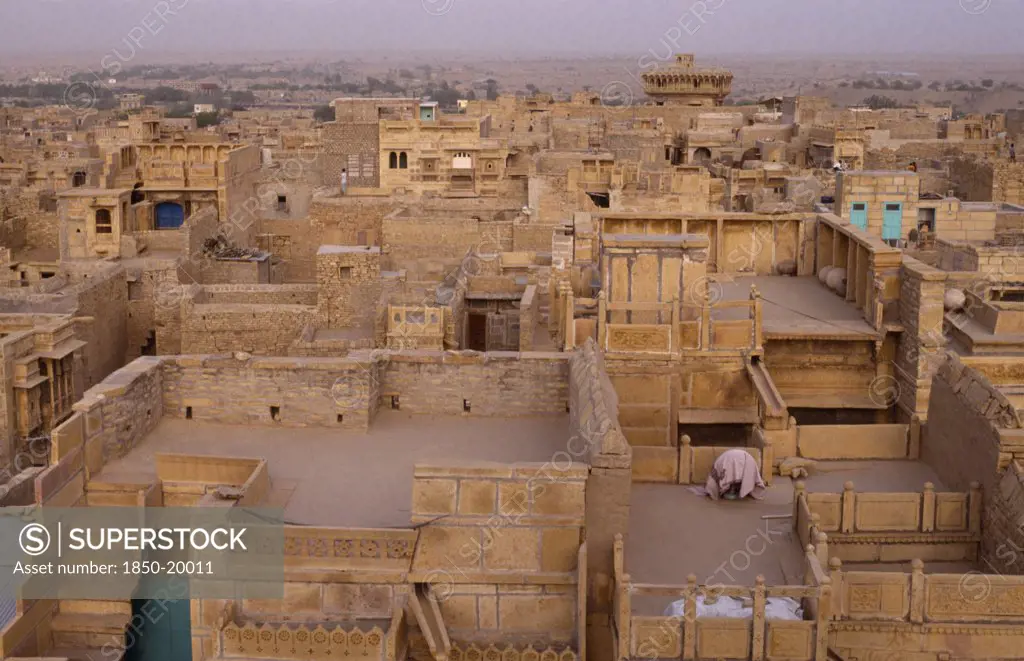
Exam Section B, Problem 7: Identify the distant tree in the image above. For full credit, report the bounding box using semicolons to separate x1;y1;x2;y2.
838;81;849;88
165;103;193;118
313;105;334;122
525;83;539;94
229;90;256;107
862;95;900;110
145;86;188;104
195;111;220;128
928;80;942;91
485;79;500;101
398;69;415;80
982;79;995;88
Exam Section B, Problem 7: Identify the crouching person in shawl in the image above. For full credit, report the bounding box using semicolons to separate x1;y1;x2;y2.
695;449;766;500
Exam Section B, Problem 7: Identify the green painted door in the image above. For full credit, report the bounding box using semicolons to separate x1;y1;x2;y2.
126;599;192;661
850;202;868;230
882;202;903;241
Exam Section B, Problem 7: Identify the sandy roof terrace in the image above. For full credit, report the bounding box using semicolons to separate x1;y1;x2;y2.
96;410;570;528
716;275;878;339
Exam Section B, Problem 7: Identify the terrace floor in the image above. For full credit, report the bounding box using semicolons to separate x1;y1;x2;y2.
716;276;878;339
627;481;804;616
801;460;949;493
95;411;570;528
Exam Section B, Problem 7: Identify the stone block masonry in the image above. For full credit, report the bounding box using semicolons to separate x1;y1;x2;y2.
158;349;568;432
568;339;631;660
983;461;1024;575
162;354;378;431
380;351;569;417
410;462;586;644
180;303;314;355
316;246;382;330
71;356;164;478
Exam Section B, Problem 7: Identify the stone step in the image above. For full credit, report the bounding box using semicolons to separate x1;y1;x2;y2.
49;647;125;661
58;600;132;617
51;613;130;650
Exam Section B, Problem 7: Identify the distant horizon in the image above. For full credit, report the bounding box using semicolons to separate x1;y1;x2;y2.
0;0;1021;59
3;49;1024;66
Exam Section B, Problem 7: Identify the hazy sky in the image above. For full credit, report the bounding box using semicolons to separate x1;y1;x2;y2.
0;0;1019;57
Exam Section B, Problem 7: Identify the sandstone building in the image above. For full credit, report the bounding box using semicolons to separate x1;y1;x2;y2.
3;54;1024;661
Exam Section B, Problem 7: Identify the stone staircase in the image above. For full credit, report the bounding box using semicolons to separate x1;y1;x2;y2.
49;599;131;661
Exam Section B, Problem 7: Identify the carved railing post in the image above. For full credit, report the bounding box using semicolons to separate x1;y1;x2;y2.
969;481;983;536
815;579;832;660
679;434;693;485
828;557;843;619
841;481;856;534
922;482;936;533
751;576;766;661
910;559;925;624
683;574;698;660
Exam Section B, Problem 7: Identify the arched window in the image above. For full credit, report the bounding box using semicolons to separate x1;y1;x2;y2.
72;171;87;187
95;209;113;234
399;152;408;169
389;152;398;169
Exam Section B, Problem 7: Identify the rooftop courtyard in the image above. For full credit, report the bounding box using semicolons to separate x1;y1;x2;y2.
716;275;878;339
626;481;803;615
95;411;571;528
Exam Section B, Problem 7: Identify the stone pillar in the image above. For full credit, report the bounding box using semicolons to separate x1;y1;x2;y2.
585;439;631;661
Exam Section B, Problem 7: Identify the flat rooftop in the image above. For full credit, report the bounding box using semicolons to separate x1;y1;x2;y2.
318;245;381;255
801;460;948;493
627;482;803;615
716;276;878;339
95;411;570;528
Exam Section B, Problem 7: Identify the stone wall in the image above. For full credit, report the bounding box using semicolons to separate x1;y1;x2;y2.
200;284;318;306
834;171;920;241
381;213;512;279
950;157;995;202
380;351;568;417
519;285;538;351
162;353;378;431
985;461;1024;575
180;303;314;355
315;246;382;330
75;356;164;463
410;462;585;643
994;163;1024;205
125;257;180;360
258;195;397;284
896;258;947;420
936;240;1024;278
568;339;630;658
321;121;380;188
0;262;129;389
3;188;59;256
924;355;1019;573
925;354;1016;493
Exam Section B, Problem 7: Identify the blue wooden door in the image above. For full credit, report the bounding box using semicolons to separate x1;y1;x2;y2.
850;202;868;230
126;598;192;661
882;202;903;241
155;202;185;229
